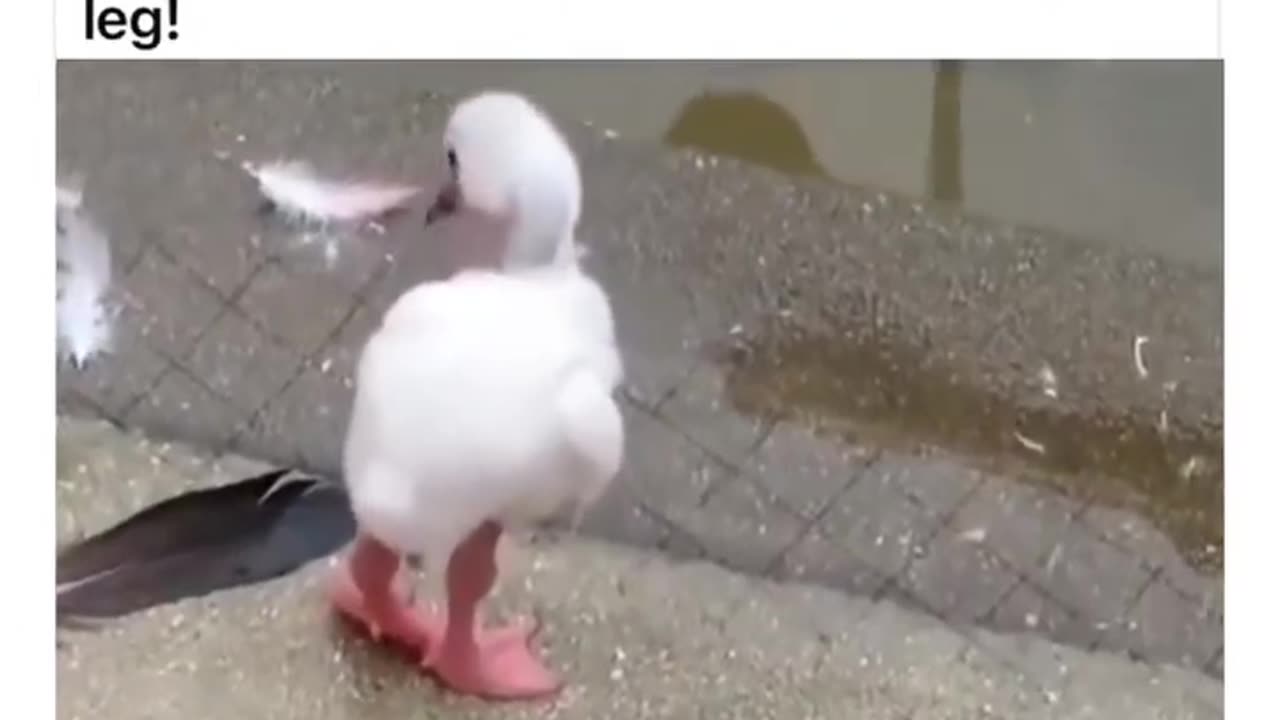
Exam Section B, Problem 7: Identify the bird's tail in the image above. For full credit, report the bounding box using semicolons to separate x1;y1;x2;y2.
556;368;625;531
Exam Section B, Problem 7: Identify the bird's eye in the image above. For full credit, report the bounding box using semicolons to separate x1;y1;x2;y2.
446;148;458;171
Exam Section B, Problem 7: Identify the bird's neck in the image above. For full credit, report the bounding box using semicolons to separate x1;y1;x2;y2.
501;222;579;272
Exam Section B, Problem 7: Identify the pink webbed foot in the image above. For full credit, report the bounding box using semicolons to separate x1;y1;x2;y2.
328;536;443;655
329;564;442;650
334;524;563;701
423;616;561;700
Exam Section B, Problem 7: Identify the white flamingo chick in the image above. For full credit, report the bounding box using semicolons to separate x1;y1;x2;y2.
329;91;623;701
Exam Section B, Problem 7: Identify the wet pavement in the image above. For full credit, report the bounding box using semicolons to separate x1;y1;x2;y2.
57;417;1222;719
56;62;1223;678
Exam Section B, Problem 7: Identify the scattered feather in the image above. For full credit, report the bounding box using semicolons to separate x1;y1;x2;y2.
56;194;113;369
243;160;421;226
957;527;987;544
1044;543;1063;575
1179;456;1205;481
57;468;355;625
1013;430;1046;455
1133;335;1150;379
603;128;620;140
56;183;83;211
1037;364;1059;399
1157;380;1178;435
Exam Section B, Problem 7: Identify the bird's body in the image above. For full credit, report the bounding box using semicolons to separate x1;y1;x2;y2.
343;265;622;565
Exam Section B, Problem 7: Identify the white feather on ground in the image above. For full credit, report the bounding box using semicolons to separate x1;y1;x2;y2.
56;187;113;368
57;184;83;211
243;160;421;225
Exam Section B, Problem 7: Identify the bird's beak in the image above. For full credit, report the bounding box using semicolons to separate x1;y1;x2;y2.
424;179;461;226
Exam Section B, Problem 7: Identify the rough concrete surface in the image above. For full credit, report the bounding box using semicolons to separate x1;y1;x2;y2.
57;417;1221;720
55;61;1222;677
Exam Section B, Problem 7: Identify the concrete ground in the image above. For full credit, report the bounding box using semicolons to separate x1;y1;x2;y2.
55;61;1222;678
57;417;1221;719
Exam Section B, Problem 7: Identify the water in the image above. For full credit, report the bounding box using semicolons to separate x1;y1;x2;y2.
720;328;1222;572
407;60;1223;271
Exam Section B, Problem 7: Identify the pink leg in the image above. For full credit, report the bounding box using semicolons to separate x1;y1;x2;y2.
422;521;561;700
329;533;443;653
